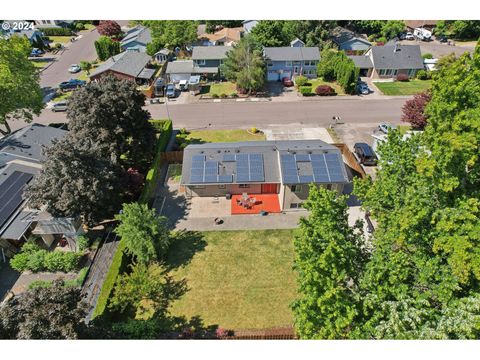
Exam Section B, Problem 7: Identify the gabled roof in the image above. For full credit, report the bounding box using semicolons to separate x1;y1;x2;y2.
349;55;373;68
90;51;152;78
120;25;152;47
181;140;348;185
0;124;67;163
166;60;218;75
192;46;231;60
330;26;371;46
200;27;244;44
405;20;438;29
370;45;424;69
290;38;305;47
264;47;320;61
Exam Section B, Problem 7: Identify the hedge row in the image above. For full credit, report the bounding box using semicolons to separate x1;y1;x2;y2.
91;119;172;320
41;27;73;36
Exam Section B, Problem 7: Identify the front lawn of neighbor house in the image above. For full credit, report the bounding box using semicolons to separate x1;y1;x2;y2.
206;81;237;96
48;36;72;45
374;80;432;96
167;229;298;329
307;78;346;95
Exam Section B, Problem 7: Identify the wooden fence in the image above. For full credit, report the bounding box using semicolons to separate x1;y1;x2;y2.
221;327;296;340
333;143;367;179
160;150;184;163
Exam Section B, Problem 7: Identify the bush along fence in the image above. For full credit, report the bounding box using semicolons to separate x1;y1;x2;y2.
91;119;173;320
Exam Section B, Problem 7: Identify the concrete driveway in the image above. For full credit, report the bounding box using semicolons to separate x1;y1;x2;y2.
398;39;475;58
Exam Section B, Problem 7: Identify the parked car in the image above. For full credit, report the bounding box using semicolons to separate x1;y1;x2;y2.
51;101;68;112
354;143;378;166
437;35;448;43
378;123;397;134
178;79;189;91
357;82;370;95
58;79;86;91
282;77;294;87
30;48;44;57
166;83;176;98
68;64;81;73
405;32;414;40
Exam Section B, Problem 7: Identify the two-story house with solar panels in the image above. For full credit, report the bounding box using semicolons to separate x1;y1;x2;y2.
180;140;349;212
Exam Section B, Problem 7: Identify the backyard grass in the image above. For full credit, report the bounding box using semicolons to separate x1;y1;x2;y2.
179;129;266;145
208;82;237;96
168;229;298;329
374;80;432;96
167;164;182;182
307;78;346;95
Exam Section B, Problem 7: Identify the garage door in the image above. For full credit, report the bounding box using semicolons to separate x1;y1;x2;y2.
170;73;191;83
267;71;280;81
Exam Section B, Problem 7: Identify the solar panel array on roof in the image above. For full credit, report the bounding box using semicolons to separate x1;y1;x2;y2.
280;153;345;184
189;153;265;183
0;171;33;229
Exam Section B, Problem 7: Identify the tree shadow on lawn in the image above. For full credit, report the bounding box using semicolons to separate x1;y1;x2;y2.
165;230;207;271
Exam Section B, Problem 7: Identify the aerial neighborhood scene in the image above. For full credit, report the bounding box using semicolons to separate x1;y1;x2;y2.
1;8;480;351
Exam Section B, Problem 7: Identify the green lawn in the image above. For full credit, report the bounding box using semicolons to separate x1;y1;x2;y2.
374;80;432;96
31;60;51;69
207;82;237;96
53;91;72;101
48;36;72;44
167;229;298;329
307;78;346;95
178;129;266;146
167;164;182;182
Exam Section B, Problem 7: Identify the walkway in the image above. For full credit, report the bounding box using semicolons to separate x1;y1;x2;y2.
82;228;119;322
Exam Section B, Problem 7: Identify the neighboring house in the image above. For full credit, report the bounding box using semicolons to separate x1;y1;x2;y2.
349;44;424;79
198;27;244;46
3;29;46;48
264;45;320;81
181;140;349;212
89;51;156;84
165;59;219;83
290;38;305;48
330;26;372;53
34;20;74;28
0;124;83;259
191;46;231;78
120;25;152;52
154;48;171;64
242;20;258;34
405;20;438;32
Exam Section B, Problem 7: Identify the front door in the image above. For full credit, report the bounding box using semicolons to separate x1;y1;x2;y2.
261;183;278;194
293;66;299;75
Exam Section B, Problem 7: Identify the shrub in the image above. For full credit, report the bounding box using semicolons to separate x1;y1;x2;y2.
75;22;86;31
396;73;410;82
10;252;31;272
219;93;227;98
211;93;219;98
77;235;89;252
44;251;81;272
299;86;313;96
42;27;73;36
416;70;429;80
94;36;121;61
250;127;258;134
231;92;238;98
179;127;188;135
28;280;52;289
315;85;336;96
216;328;231;338
97;21;122;37
27;249;47;272
422;53;433;59
294;75;308;87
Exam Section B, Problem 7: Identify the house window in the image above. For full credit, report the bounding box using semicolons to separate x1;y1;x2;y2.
286;61;292;67
219;60;224;65
408;69;416;77
290;203;303;209
291;185;302;193
239;184;250;189
304;60;315;66
196;59;206;66
267;62;273;67
379;69;397;77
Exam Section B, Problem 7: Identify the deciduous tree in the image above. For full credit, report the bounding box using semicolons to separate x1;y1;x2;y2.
94;36;120;61
97;20;122;37
401;90;431;129
0;36;43;135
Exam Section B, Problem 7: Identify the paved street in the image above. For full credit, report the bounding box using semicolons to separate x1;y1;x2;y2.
18;96;407;134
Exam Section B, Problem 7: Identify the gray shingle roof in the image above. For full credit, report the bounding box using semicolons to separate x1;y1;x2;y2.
264;47;320;61
181;140;347;185
371;45;424;70
349;55;373;68
120;25;152;47
192;46;231;60
90;51;152;78
0;124;67;163
166;60;194;74
330;26;370;46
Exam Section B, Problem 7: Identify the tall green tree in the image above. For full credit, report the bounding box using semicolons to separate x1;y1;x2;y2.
292;185;366;339
66;75;155;170
0;36;43;135
221;36;265;94
140;21;198;49
205;20;243;33
0;280;88;339
26;139;124;226
381;20;406;40
283;20;337;48
249;20;288;47
110;262;186;320
114;203;170;264
94;36;120;61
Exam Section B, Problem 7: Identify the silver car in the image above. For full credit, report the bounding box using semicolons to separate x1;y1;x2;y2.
68;64;81;73
51;101;68;112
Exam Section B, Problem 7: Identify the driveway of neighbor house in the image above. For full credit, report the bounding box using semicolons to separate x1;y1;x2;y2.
267;81;299;102
263;125;334;143
398;39;475;58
